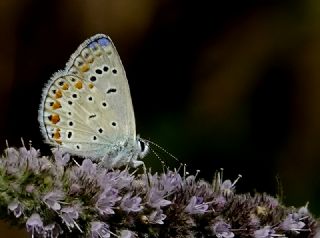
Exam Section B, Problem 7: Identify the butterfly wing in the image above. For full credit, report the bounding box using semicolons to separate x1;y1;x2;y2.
38;34;136;158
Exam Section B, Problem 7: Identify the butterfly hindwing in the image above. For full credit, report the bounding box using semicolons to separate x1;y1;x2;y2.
39;34;137;158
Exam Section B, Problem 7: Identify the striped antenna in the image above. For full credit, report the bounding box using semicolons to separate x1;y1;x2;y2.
143;138;180;164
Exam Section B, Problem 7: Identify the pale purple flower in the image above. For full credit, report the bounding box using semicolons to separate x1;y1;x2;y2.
100;169;134;190
18;146;30;160
60;206;79;229
38;156;52;171
279;213;305;233
159;170;183;193
185;175;196;186
298;205;309;217
43;190;64;211
18;146;40;169
28;146;40;158
213;195;227;211
147;187;171;208
69;159;101;194
120;193;143;212
43;223;63;238
52;148;70;167
26;213;43;236
220;180;235;197
249;214;261;228
96;186;121;215
259;194;279;209
120;229;136;238
8;201;23;217
5;147;19;161
0;145;318;237
80;159;98;175
25;184;35;193
253;226;275;238
69;183;81;195
212;221;234;238
69;159;98;186
5;147;23;174
148;209;166;224
90;221;110;238
185;196;208;214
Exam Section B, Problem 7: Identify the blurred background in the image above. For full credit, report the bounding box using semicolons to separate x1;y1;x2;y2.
1;0;320;235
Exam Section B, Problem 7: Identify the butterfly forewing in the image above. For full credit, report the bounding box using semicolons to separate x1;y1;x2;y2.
39;34;137;158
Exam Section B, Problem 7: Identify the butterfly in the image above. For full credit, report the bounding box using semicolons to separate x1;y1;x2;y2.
38;34;148;168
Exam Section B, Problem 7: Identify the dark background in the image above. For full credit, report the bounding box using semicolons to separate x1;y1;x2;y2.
1;1;320;235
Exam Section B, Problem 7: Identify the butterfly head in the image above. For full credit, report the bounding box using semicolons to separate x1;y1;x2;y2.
137;137;149;159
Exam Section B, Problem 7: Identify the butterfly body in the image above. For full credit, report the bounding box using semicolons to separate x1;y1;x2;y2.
38;34;147;168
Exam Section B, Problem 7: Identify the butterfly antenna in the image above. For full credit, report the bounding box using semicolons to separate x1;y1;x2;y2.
143;138;180;164
148;145;165;166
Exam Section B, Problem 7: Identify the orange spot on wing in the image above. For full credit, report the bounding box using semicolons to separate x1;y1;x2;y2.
52;101;61;110
49;114;60;124
55;89;62;99
80;64;89;72
75;81;83;89
52;129;62;144
88;83;94;89
53;129;61;140
62;82;69;90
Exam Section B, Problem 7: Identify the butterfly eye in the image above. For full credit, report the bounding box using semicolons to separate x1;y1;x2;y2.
138;140;149;158
139;140;145;152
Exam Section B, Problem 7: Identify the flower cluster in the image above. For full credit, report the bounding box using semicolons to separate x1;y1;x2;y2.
0;145;319;237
